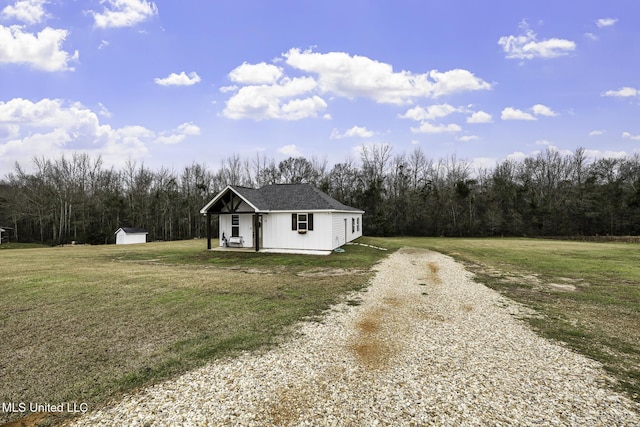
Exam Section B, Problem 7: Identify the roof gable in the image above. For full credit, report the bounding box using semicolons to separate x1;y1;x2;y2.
199;185;261;214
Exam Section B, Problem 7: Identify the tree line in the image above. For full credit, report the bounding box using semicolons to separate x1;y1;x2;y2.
1;146;639;245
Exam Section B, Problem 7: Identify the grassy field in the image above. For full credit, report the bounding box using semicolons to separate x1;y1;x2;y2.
0;237;391;425
2;237;639;425
377;237;640;402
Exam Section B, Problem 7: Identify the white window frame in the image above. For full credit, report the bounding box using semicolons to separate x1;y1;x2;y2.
298;213;308;231
231;214;240;237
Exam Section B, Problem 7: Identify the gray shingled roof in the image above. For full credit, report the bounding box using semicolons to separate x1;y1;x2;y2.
229;183;363;212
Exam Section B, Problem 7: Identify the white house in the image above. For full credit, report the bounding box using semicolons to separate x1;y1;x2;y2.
114;227;148;245
200;184;364;255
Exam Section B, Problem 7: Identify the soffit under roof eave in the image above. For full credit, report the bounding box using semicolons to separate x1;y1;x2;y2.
200;185;261;214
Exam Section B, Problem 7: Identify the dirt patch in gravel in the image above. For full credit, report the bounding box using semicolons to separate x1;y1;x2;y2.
352;308;391;369
1;412;59;427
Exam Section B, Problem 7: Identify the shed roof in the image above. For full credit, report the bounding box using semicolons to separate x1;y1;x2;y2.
115;227;148;235
201;183;363;214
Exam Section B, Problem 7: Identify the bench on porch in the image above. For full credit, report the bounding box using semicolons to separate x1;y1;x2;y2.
227;236;244;247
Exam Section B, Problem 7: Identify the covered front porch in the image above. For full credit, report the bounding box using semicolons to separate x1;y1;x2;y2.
201;186;263;251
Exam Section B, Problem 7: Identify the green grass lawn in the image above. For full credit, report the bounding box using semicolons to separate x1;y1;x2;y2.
2;236;638;425
373;237;640;402
0;237;391;425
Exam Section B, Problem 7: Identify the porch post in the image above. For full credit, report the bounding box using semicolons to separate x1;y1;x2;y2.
206;212;211;250
254;214;259;252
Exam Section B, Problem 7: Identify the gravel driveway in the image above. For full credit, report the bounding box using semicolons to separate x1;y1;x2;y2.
68;248;640;426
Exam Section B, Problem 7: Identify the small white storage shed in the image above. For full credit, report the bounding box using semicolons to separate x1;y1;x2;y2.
115;227;148;245
0;227;12;244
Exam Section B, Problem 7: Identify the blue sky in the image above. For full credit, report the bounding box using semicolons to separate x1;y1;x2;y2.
1;0;639;176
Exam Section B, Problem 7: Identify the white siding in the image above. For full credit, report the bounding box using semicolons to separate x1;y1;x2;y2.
262;212;332;251
219;213;254;248
331;212;363;249
351;213;363;241
115;231;147;245
331;215;347;249
216;209;363;252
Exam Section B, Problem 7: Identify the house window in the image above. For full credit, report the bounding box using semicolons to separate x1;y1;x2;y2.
298;214;308;230
352;218;355;233
292;213;314;231
231;215;239;237
357;217;360;232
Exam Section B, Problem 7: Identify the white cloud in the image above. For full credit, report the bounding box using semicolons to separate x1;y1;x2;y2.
0;98;198;173
500;104;555;120
283;48;491;104
458;135;479;142
399;104;459;121
1;0;47;25
531;104;557;117
500;147;630;166
176;122;200;136
222;49;492;121
97;103;112;118
584;32;598;41
472;157;497;170
467;110;492;124
330;126;374;139
98;40;110;49
280;96;327;120
537;143;573;156
429;69;493;98
589;130;605;136
410;122;461;134
154;71;201;86
219;85;238;93
0;25;78;71
0;98;146;169
223;76;327;120
602;87;638;97
0;98;99;129
277;144;302;156
92;0;158;29
596;18;618;28
155;122;201;144
498;21;575;60
228;62;283;84
501;107;536;121
399;104;468;135
623;132;640;141
0;123;20;140
583;149;628;159
506;151;528;162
